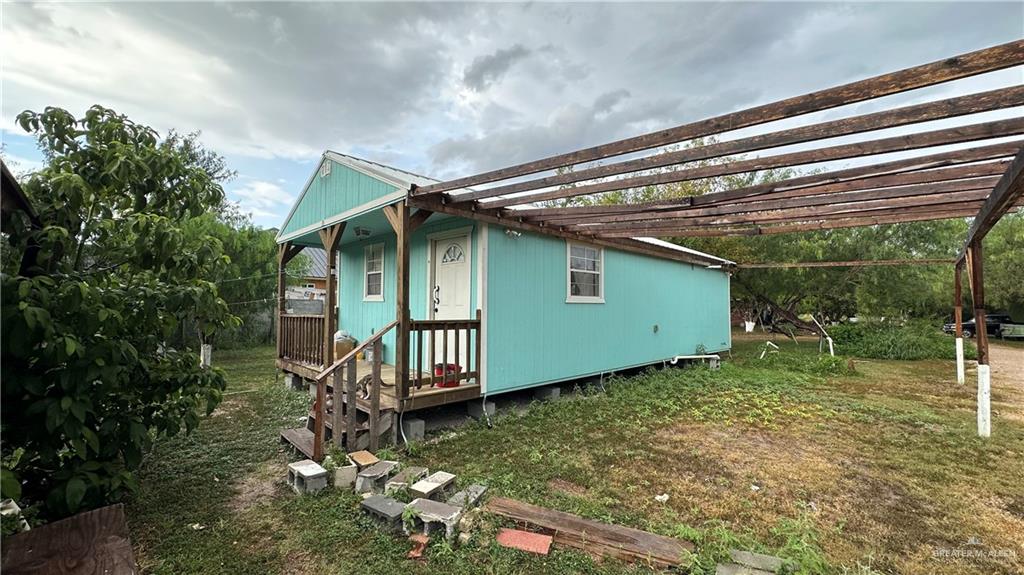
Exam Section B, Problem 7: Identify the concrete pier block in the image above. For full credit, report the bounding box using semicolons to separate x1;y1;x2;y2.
467;400;495;420
410;471;456;500
403;498;463;540
361;495;405;530
386;466;428;495
284;373;304;391
447;484;487;509
355;460;399;494
287;459;328;495
533;386;560;401
401;417;426;443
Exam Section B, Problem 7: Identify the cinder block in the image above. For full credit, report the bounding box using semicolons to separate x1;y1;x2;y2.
333;460;358;489
284;373;304;391
401;417;426;443
355;460;399;494
386;466;428;494
287;459;328;495
709;357;722;370
533;386;560;401
410;471;456;499
403;498;463;540
728;549;784;573
467;400;495;420
361;494;405;530
447;484;487;509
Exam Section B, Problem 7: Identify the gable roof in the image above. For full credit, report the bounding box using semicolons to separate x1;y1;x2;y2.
324;151;440;189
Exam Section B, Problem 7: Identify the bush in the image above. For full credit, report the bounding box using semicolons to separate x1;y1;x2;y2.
828;320;975;361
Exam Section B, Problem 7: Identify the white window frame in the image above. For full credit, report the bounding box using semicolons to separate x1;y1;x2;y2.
566;241;604;304
319;160;331;178
363;243;385;302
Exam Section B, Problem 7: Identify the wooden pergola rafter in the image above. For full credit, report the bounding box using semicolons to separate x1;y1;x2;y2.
406;40;1024;439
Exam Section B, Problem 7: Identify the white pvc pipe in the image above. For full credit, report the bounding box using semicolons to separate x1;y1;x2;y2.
977;364;991;438
827;337;835;357
955;337;965;385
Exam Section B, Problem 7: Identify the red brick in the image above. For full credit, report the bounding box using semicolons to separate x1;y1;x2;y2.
496;528;552;555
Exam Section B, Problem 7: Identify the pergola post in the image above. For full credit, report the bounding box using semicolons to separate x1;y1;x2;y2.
314;223;344;460
953;262;965;385
967;241;991;438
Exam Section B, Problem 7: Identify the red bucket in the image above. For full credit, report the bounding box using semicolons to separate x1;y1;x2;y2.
433;363;462;387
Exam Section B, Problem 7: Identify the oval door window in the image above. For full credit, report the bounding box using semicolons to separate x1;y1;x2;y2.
441;243;465;264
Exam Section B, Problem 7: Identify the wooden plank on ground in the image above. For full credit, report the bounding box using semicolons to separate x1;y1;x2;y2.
484;497;693;568
1;503;137;575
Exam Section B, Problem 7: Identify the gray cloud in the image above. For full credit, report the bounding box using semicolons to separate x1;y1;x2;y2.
463;44;532;92
3;1;1021;181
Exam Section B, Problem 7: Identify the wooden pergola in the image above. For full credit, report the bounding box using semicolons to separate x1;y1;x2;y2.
406;40;1024;438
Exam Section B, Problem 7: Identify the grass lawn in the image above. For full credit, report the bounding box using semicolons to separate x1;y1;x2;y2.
127;336;1024;575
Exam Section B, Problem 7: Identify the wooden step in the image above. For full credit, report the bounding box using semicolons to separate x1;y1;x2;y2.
280;427;315;459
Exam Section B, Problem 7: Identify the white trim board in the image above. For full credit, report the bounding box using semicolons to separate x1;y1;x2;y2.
477;223;488;394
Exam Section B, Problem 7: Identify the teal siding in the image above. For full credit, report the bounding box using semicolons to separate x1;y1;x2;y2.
281;159;399;238
337;217;478;366
485;228;731;395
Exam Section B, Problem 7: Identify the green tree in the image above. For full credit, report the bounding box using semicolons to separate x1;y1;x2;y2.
983;212;1024;319
1;106;237;520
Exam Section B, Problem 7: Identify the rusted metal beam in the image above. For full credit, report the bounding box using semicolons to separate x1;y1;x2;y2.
451;86;1024;203
414;40;1024;196
478;118;1024;208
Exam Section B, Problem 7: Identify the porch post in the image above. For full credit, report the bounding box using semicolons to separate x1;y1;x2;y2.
953;262;965;385
315;223;344;460
319;223;345;367
967;241;990;438
276;242;304;360
394;202;411;408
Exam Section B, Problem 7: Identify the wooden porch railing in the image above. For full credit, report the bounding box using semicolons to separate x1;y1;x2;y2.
408;309;482;390
312;320;398;459
279;314;325;367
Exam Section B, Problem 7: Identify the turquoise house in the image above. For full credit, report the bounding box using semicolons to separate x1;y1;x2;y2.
275;152;732;452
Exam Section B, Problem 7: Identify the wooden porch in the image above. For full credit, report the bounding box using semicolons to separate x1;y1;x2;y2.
276;203;483;460
276;356;483;412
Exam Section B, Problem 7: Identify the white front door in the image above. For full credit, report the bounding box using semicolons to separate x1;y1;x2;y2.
430;234;471;369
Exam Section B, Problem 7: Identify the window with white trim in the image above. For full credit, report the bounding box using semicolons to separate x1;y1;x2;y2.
364;243;384;301
319;160;331;178
567;242;604;303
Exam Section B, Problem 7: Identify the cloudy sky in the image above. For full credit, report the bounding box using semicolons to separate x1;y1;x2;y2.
2;2;1022;228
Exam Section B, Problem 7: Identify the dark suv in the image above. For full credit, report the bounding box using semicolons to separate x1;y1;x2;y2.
943;313;1014;338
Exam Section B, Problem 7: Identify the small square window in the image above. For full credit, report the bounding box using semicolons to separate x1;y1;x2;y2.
364;244;384;301
567;242;604;303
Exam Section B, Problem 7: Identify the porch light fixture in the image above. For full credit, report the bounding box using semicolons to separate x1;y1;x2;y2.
354;227;372;238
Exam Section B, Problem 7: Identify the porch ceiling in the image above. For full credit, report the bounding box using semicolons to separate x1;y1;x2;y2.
283;203;460;248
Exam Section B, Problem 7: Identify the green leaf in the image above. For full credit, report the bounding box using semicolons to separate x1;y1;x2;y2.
65;477;86;512
1;469;22;502
82;427;100;453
